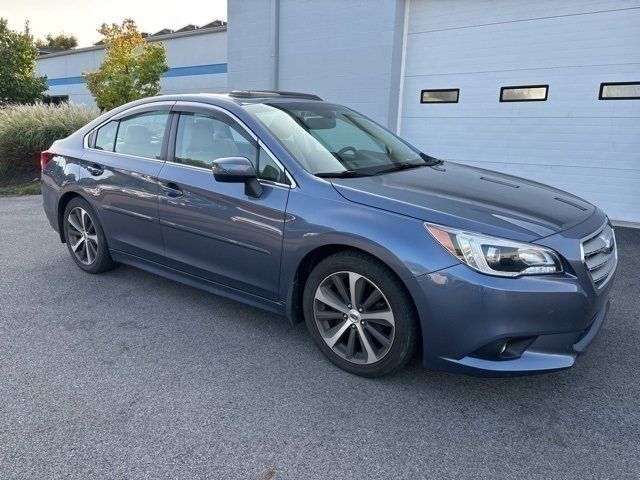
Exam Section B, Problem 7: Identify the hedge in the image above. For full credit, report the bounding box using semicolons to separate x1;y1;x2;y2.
0;103;100;178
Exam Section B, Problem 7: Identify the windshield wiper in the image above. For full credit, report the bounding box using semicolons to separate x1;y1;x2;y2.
372;162;429;176
372;156;444;176
315;170;371;178
420;153;443;166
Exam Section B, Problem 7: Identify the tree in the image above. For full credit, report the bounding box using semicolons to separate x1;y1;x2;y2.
36;33;78;51
0;18;47;105
84;19;169;111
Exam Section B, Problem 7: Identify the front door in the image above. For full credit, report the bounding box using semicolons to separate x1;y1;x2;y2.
157;103;292;300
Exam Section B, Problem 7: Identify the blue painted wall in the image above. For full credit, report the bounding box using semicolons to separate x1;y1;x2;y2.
46;63;228;87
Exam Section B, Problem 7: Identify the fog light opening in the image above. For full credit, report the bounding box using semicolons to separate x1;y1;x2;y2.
471;336;537;361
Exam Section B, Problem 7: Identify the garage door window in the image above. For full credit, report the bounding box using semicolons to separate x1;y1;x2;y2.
420;89;459;103
599;82;640;100
500;85;548;102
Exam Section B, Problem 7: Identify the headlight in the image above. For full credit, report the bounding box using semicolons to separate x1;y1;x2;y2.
425;223;562;277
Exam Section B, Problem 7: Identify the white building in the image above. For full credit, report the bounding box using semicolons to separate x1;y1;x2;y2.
35;0;640;224
36;24;228;105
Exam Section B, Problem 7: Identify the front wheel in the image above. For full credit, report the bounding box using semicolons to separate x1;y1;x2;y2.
303;251;418;377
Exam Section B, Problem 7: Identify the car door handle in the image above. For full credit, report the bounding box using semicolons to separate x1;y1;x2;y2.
86;163;103;176
162;182;183;198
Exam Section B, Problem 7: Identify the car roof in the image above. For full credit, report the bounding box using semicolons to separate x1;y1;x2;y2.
137;91;325;107
228;90;322;101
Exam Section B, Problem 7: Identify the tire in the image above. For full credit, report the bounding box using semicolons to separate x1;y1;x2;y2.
62;197;117;274
303;250;418;377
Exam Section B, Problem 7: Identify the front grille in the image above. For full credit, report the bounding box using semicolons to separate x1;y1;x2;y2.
581;222;617;289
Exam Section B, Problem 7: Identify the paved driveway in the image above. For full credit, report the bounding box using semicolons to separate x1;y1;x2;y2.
1;195;639;479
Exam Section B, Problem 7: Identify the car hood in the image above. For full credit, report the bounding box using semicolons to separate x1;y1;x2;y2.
330;162;595;241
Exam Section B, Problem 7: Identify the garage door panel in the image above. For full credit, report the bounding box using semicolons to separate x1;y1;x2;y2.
407;0;640;34
405;10;640;76
402;117;640;170
402;64;640;118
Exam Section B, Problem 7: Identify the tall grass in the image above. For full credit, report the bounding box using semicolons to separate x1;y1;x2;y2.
0;103;100;178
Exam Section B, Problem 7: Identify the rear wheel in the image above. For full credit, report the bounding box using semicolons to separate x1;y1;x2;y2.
63;197;116;274
303;251;418;377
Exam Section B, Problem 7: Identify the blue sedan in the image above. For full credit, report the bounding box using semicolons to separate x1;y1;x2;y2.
40;91;616;377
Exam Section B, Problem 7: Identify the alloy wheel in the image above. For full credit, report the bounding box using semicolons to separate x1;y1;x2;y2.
67;207;99;265
313;271;395;365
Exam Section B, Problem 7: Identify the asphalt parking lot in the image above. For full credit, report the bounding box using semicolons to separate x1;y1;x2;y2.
1;195;639;479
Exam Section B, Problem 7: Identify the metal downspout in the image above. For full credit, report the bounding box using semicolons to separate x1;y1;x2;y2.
270;0;280;90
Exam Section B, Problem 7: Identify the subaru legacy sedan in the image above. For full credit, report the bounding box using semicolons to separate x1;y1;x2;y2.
41;91;617;377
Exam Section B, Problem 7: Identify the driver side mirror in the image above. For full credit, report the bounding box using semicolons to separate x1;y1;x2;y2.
211;157;263;198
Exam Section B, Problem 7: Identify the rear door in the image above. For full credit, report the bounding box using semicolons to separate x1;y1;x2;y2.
156;102;292;300
81;102;174;263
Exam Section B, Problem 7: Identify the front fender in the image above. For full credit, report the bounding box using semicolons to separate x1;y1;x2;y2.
279;186;459;316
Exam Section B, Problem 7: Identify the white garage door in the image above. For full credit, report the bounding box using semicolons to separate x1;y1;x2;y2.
399;0;640;224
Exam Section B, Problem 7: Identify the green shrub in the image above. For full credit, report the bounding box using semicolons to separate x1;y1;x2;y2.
0;102;100;178
0;179;40;196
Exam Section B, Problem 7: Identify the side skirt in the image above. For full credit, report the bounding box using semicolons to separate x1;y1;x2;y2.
110;250;287;316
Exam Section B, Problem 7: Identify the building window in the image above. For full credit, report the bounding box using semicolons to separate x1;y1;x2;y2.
43;95;69;105
599;82;640;100
500;85;548;102
420;89;459;104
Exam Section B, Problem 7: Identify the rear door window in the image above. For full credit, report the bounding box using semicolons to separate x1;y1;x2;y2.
114;111;170;160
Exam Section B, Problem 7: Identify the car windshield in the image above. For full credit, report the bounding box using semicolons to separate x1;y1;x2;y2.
244;102;432;176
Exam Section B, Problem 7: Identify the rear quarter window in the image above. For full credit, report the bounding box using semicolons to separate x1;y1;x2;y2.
94;121;118;152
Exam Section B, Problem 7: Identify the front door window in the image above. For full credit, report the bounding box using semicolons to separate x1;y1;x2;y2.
174;113;257;169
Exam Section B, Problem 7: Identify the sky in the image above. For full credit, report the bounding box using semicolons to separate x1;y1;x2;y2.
1;0;227;47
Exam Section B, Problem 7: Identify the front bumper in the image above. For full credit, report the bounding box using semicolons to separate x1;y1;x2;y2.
444;298;608;376
406;212;616;377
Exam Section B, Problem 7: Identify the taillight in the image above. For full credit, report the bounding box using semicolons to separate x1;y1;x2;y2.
40;151;55;171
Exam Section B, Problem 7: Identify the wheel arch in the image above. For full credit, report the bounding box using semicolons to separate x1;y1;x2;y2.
56;190;91;243
285;243;420;332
